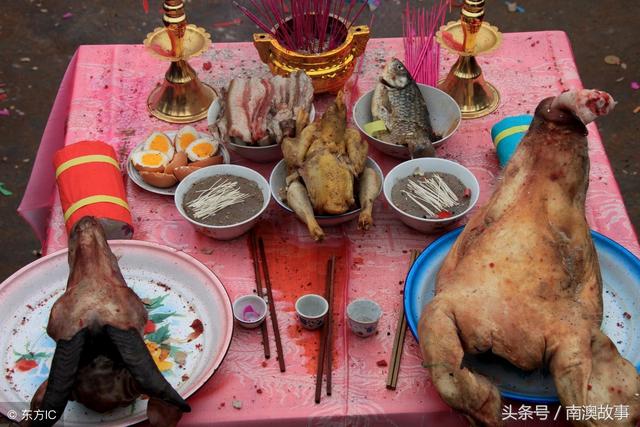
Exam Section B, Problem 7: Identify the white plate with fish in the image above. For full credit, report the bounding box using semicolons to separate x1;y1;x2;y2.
353;66;461;160
0;240;233;426
127;129;230;196
404;227;640;403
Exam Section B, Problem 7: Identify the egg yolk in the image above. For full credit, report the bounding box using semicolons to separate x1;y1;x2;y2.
142;152;165;166
149;135;170;153
178;134;197;151
192;143;213;157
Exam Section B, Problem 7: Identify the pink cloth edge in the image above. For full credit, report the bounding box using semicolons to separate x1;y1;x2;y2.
17;50;79;245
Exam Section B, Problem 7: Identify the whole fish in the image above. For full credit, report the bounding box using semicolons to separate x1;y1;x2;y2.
371;58;437;158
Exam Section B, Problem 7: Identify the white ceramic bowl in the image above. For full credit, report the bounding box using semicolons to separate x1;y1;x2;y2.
383;158;480;234
346;299;382;338
233;295;267;329
269;157;383;227
295;294;328;330
207;98;315;163
353;84;461;160
174;164;271;240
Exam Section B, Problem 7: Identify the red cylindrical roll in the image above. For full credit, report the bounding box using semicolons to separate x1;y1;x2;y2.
54;141;133;238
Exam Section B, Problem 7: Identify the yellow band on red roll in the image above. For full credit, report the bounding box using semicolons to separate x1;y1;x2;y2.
54;140;133;235
63;195;130;222
55;154;120;178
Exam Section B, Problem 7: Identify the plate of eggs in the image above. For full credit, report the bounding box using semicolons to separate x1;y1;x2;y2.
127;126;231;195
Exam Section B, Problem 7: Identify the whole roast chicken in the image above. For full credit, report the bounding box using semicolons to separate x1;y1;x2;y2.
24;217;190;427
418;90;640;426
281;92;380;241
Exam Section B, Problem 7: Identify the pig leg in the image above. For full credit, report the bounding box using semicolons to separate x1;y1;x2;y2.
419;300;502;426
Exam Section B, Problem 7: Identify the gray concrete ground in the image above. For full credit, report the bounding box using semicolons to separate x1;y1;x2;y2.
0;0;638;281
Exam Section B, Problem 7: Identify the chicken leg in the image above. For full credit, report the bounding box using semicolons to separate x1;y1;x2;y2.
286;179;325;241
419;89;640;426
357;167;380;230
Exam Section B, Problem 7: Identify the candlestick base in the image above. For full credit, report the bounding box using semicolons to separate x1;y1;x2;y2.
436;20;502;119
438;55;500;120
144;18;216;123
147;58;217;124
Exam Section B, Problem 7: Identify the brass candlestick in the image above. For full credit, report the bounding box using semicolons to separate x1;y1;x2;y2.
145;0;217;124
436;0;502;119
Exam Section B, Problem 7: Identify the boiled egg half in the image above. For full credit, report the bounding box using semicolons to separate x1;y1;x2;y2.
175;126;200;153
143;131;174;159
131;150;169;173
185;138;219;162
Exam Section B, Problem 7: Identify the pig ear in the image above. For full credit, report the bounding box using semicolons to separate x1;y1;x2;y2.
38;329;88;423
104;326;191;413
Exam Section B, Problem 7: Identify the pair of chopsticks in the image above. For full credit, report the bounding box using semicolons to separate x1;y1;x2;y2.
386;249;420;390
315;255;336;403
250;231;286;372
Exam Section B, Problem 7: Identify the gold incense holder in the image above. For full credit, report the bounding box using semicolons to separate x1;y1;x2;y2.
436;0;502;119
253;18;370;94
145;0;217;124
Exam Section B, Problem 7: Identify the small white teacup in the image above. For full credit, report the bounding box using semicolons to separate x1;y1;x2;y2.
295;294;328;330
347;299;382;337
233;295;267;329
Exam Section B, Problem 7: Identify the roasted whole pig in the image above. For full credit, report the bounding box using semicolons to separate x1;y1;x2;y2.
281;92;380;240
418;89;640;426
24;217;190;427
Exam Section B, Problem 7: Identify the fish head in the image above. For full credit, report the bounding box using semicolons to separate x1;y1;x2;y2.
380;58;411;89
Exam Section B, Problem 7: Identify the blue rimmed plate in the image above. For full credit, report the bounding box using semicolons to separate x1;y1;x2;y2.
404;227;640;403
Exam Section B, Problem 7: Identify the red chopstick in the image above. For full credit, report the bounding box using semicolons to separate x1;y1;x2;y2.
258;238;286;372
325;255;336;396
250;231;271;359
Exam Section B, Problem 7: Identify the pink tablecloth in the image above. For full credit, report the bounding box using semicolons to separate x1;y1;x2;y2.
18;33;640;426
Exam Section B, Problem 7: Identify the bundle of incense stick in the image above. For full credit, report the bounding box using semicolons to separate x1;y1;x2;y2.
234;0;369;54
402;0;450;86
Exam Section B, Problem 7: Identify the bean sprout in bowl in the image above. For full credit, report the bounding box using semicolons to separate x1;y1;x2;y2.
175;165;271;240
383;158;479;234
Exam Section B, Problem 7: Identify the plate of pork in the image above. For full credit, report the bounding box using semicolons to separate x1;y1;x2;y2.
0;217;233;426
403;89;640;425
208;70;315;163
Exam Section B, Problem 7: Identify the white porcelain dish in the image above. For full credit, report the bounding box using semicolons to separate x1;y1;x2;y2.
127;130;230;196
